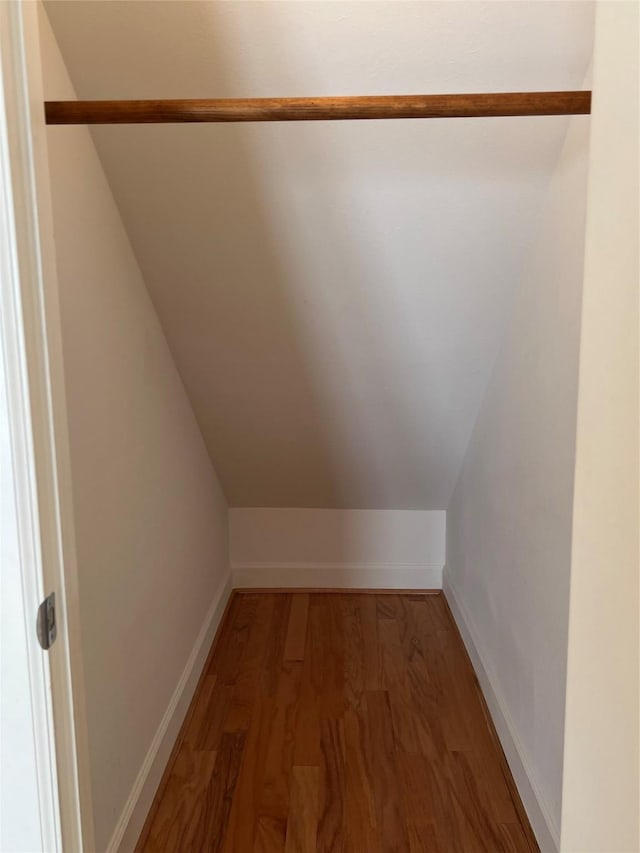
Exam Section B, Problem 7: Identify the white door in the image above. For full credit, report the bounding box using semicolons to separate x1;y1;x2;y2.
0;2;94;849
0;324;59;851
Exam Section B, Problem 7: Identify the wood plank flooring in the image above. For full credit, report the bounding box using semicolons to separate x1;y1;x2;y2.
137;592;538;853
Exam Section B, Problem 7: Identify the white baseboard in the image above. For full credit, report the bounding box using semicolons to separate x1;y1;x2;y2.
106;571;233;853
443;573;559;853
232;561;442;589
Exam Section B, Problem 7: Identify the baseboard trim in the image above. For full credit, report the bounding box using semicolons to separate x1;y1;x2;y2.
231;562;443;590
106;571;233;853
443;573;560;853
234;587;441;595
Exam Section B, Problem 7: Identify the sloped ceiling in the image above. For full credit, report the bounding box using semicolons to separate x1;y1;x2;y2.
45;1;594;508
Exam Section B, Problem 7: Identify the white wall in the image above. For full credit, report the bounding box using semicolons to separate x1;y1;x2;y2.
38;12;230;852
45;1;595;509
443;93;591;847
230;509;445;589
560;4;639;851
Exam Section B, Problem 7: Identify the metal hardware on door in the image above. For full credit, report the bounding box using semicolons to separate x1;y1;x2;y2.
36;592;57;650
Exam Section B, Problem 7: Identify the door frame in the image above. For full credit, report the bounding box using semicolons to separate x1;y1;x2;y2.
0;2;94;849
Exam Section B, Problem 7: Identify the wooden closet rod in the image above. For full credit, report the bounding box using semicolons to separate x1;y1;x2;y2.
45;91;591;124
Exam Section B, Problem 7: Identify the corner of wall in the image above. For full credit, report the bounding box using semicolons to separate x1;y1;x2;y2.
443;574;560;852
106;571;233;853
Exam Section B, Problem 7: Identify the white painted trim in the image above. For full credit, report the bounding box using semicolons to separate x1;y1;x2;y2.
0;17;60;850
232;562;443;590
106;572;233;853
443;573;559;853
0;3;93;849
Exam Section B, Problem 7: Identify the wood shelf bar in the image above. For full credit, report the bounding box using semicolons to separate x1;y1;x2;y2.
45;91;591;125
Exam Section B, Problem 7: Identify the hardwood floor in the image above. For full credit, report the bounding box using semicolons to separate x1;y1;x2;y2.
136;592;538;852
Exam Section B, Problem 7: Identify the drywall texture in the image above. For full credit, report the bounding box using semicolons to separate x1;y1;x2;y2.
39;13;229;851
444;102;590;842
45;0;594;508
230;508;445;588
561;4;639;850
